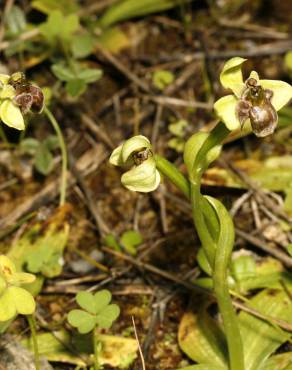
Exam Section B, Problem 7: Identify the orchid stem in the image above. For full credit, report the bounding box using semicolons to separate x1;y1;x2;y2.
155;122;245;370
93;328;100;370
27;314;40;370
43;106;67;206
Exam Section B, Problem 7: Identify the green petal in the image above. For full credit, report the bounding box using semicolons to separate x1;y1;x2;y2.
121;135;151;163
0;74;10;85
0;255;16;279
121;158;160;192
0;100;25;130
0;85;16;99
260;79;292;111
9;286;36;315
109;144;123;166
8;272;36;285
214;95;241;130
0;290;16;321
220;57;246;97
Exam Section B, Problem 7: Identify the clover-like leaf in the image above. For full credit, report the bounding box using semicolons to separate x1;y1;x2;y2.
96;304;120;329
76;291;96;314
0;100;25;130
93;290;112;314
67;309;97;334
0;289;16;321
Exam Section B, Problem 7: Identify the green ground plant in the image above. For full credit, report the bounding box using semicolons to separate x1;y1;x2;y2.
68;290;120;370
110;57;292;370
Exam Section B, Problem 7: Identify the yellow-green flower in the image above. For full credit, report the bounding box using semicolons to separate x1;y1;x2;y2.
109;135;160;192
214;57;292;136
0;74;25;130
0;255;36;321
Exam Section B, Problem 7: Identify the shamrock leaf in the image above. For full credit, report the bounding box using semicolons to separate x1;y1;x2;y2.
68;289;120;334
67;309;97;334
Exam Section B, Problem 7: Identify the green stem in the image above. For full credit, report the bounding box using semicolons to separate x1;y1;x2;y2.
155;122;245;370
155;154;190;198
43;106;67;206
27;315;40;370
93;328;100;370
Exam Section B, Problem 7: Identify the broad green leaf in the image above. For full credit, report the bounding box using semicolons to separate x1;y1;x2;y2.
9;286;36;315
76;291;96;314
20;138;40;155
178;307;228;367
120;230;143;255
184;132;221;175
98;26;130;53
22;329;138;368
100;0;193;28
32;0;79;14
67;309;96;334
197;247;212;276
71;34;95;58
8;205;70;288
104;234;121;251
5;5;26;36
78;68;103;83
35;143;54;175
96;304;120;329
231;255;257;282
260;352;292;370
179;366;226;370
51;63;75;82
63;13;79;42
44;135;59;151
94;290;112;313
239;289;292;370
65;79;87;97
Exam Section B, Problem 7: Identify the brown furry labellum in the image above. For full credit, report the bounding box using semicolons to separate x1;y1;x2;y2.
236;77;278;137
8;72;44;114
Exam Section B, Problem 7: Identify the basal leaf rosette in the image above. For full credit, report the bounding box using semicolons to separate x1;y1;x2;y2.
109;135;161;192
0;255;36;321
214;57;292;136
0;74;25;130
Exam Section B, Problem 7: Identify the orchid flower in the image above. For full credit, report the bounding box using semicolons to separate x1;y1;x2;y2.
109;135;160;192
214;57;292;137
0;74;25;130
0;255;36;321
